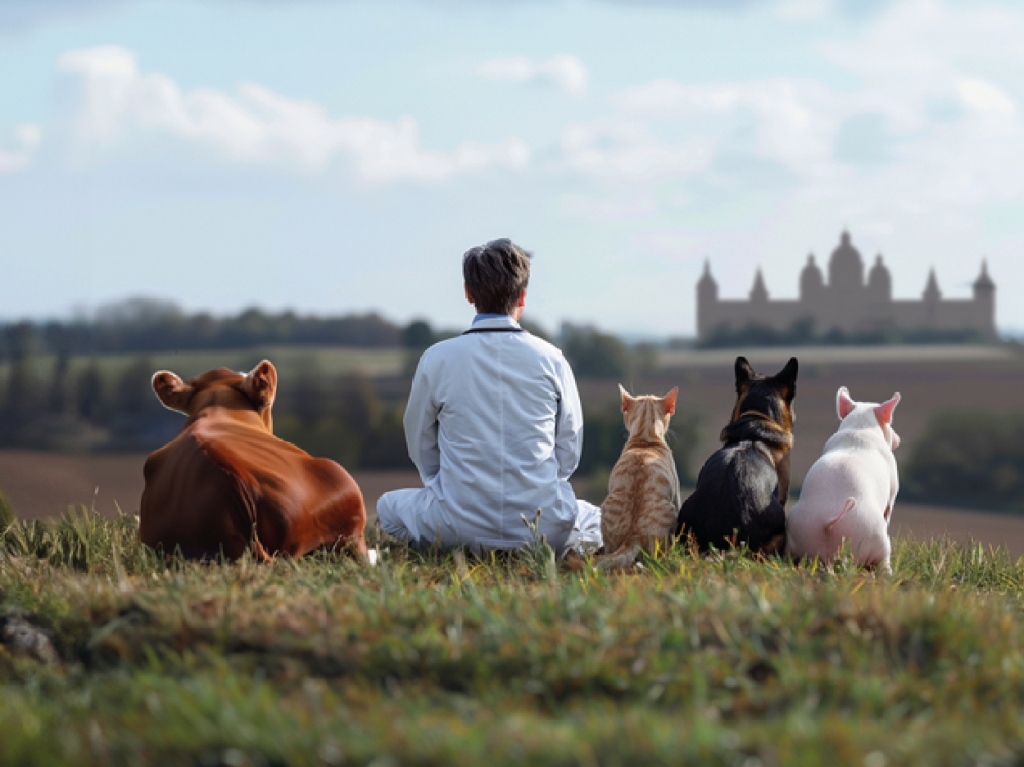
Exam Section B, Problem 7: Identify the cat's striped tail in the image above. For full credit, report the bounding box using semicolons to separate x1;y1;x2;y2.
595;542;642;572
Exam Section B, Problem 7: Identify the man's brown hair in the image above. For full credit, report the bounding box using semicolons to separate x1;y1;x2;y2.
462;238;532;315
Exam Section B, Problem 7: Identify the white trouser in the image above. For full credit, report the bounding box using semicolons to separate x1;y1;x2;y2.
377;487;602;556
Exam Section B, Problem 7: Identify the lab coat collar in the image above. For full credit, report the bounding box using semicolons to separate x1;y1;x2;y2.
469;314;522;332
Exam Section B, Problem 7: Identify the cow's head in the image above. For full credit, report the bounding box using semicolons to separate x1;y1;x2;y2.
152;360;278;431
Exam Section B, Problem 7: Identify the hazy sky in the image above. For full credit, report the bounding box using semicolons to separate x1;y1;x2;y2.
1;0;1021;335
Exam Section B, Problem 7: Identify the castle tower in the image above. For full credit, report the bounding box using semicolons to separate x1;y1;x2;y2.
923;268;941;325
799;254;824;302
867;254;892;303
828;230;865;296
923;268;941;302
750;268;769;303
973;260;996;338
696;260;718;339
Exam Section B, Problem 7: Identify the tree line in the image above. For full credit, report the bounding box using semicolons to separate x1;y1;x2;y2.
0;299;404;357
700;318;987;349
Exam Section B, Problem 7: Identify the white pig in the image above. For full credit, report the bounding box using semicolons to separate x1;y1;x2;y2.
786;387;901;571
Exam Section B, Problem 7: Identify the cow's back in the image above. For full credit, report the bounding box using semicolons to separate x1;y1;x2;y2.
198;425;367;557
142;414;367;560
141;429;252;559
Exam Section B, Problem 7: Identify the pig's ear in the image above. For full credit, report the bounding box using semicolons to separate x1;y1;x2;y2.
836;387;856;420
875;392;901;427
153;371;193;414
661;387;678;415
619;384;633;412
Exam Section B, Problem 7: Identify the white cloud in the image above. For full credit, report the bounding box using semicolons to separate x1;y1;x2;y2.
478;54;588;96
955;77;1015;116
0;123;42;172
56;45;530;183
614;78;837;175
559;119;713;179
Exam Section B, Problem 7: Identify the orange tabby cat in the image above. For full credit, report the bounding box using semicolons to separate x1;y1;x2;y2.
597;385;681;571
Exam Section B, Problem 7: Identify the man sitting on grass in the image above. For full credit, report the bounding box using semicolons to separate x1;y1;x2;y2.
376;238;601;555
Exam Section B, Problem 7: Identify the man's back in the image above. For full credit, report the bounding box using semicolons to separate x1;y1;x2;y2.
403;315;583;550
376;237;600;554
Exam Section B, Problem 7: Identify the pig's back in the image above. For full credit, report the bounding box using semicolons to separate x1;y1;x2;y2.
787;447;891;563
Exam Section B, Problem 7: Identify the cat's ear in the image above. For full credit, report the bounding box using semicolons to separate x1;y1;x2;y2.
619;384;633;412
734;357;755;391
661;387;678;415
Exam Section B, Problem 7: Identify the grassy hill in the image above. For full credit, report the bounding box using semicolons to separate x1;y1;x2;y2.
4;511;1024;765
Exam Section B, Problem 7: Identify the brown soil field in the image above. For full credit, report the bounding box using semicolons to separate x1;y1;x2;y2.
0;450;421;523
4;450;1024;555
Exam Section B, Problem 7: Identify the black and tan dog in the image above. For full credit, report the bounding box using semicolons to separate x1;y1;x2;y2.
676;356;798;554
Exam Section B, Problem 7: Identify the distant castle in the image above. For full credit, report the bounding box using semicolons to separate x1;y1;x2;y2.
696;230;996;342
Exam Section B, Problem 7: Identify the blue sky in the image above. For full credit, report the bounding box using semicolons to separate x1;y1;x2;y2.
1;0;1022;336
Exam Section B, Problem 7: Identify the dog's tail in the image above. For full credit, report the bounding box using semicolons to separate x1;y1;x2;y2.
595;542;642;572
825;498;856;533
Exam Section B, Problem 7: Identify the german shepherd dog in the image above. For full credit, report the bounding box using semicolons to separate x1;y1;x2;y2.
676;356;798;554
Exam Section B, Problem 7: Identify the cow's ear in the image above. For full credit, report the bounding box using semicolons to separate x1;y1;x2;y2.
153;371;193;414
875;392;901;427
661;387;678;415
243;360;278;410
837;386;856;420
734;357;755;391
619;384;633;412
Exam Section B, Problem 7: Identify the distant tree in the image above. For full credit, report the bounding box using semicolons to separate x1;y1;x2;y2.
519;319;551;342
76;363;106;424
2;307;405;356
904;410;1024;512
561;327;631;380
700;317;986;349
48;352;71;415
0;323;43;444
402;320;436;377
402;320;435;350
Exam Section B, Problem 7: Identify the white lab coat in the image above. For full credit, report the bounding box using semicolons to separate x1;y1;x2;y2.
376;314;601;554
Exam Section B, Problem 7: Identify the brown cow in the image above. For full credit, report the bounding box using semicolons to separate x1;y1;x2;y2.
140;360;368;561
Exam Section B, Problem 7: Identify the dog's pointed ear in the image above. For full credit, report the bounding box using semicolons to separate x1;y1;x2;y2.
242;360;278;410
837;386;856;420
773;357;798;402
153;371;193;414
661;387;678;415
734;357;755;391
874;392;901;427
619;384;633;412
775;357;798;386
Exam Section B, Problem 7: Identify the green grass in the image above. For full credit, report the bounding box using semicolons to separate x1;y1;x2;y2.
4;510;1024;766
